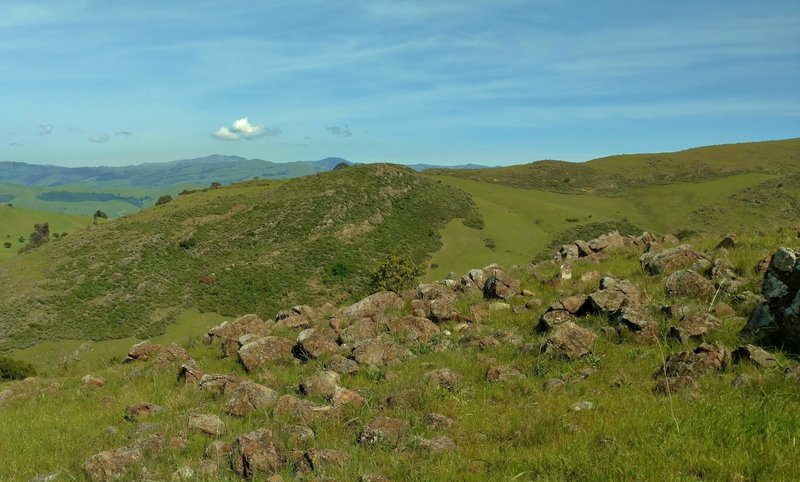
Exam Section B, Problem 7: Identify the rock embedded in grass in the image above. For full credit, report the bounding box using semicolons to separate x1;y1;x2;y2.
82;446;143;481
228;428;281;479
225;380;278;416
188;413;226;436
665;270;715;299
542;322;597;360
237;336;295;371
359;417;409;447
640;244;708;275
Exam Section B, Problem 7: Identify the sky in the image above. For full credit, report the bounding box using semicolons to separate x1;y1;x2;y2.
1;0;798;167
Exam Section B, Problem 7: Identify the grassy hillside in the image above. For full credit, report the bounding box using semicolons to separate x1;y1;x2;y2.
0;164;481;354
0;204;90;262
1;226;798;481
428;138;800;195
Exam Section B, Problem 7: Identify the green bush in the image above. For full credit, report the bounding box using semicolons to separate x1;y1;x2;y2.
155;194;173;206
0;356;36;380
369;252;424;293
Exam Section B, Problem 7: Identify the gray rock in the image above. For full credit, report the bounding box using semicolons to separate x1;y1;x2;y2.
641;244;708;275
543;322;597;359
224;381;278;416
665;270;715;299
228;429;281;479
188;414;226;436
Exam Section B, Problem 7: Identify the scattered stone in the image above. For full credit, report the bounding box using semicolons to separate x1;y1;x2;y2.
206;314;272;344
169;434;189;451
332;386;365;407
225;381;278;416
665;270;715;299
228;429;281;479
283;425;315;442
177;360;204;385
542;322;597;359
339;291;404;321
732;345;777;367
469;304;489;323
386;316;440;343
359;417;409;447
424;412;454;429
613;306;659;343
429;298;462;322
82;374;105;388
656;343;729;394
296;328;340;359
273;395;341;424
199;373;241;397
426;368;463;391
125;341;161;362
238;336;295;371
299;371;341;398
416;436;456;452
132;433;164;456
204;440;232;461
156;343;191;363
171;465;194;480
538;309;577;331
641;244;708;275
486;365;524;383
588;277;643;315
124;402;160;422
327;354;359;375
543;378;566;392
669;312;720;344
571;400;593;411
82;446;143;481
272;314;310;331
295;449;350;472
188;414;226;436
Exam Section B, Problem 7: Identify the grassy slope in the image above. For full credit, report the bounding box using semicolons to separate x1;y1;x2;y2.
0;164;481;353
1;228;798;480
428;138;800;194
0;204;90;261
424;172;776;280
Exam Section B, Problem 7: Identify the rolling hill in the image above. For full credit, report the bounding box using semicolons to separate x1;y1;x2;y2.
0;204;91;262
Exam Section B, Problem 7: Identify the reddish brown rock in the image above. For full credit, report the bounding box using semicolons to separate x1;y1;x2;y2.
386;316;440;343
177;360;204;385
359;417;409;447
225;381;278;416
542;322;597;360
666;270;715;299
125;341;162;362
82;446;143;481
238;336;295;371
228;429;281;479
206;314;272;344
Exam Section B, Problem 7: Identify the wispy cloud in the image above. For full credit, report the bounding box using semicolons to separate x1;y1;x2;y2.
38;124;52;135
211;117;280;141
115;130;133;137
326;125;352;137
88;134;110;143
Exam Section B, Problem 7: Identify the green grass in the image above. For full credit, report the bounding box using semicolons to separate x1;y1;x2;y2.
0;204;90;261
1;226;798;480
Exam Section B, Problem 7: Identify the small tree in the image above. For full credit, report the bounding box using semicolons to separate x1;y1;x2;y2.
26;222;49;249
93;210;108;219
369;252;424;293
3;241;11;248
155;194;173;206
0;356;36;380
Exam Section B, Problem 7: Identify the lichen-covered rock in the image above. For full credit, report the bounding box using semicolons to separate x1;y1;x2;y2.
295;328;339;360
188;414;226;436
542;322;597;359
386;316;440;343
486;365;525;383
537;309;577;331
750;247;800;349
588;277;643;315
294;449;350;472
206;314;272;344
359;417;409;447
273;395;341;424
199;373;241;397
612;306;659;343
640;244;708;275
481;267;520;300
326;354;359;375
669;312;720;344
655;343;729;394
665;270;715;299
82;446;143;481
416;436;456;452
228;429;281;479
82;374;105;388
177;360;204;385
125;341;161;362
351;337;414;367
339;291;404;321
425;368;463;391
732;344;777;368
156;343;191;363
238;336;295;371
338;318;378;345
299;371;341;398
225;381;278;416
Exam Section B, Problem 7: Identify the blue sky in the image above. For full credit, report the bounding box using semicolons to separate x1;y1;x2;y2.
1;0;798;167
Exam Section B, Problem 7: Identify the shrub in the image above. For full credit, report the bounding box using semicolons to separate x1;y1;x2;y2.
0;356;36;380
369;252;425;293
3;242;11;248
155;194;173;206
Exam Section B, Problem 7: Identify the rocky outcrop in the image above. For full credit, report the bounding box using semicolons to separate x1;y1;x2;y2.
640;244;708;275
204;314;272;344
748;247;800;349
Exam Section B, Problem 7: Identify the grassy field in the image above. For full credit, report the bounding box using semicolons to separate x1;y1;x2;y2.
1;226;798;480
0;204;90;261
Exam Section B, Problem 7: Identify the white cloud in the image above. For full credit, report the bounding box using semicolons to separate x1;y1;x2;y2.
38;123;52;135
326;125;352;137
88;134;110;143
211;117;280;141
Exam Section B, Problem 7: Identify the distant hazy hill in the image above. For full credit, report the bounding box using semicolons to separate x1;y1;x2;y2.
0;155;352;188
427;138;800;194
406;163;489;172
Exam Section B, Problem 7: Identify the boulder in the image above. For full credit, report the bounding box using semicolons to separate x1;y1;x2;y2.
82;374;105;388
486;365;524;383
199;373;241;397
659;343;728;379
386;316;440;343
556;244;580;262
424;412;454;429
225;381;278;416
542;322;597;359
228;429;281;479
82;446;143;481
612;306;659;343
339;291;404;321
732;345;777;368
416;436;456;452
273;395;341;424
665;270;715;299
238;336;295;371
156;343;190;363
295;449;350;472
640;244;708;275
206;314;272;344
177;360;204;385
716;235;737;250
188;414;226;436
299;371;341;398
429;298;462;322
326;354;359;375
460;268;487;292
538;309;577;331
588;277;643;315
351;337;414;367
272;314;310;331
669;313;720;344
282;425;315;442
124;402;160;422
338;318;378;345
295;328;339;360
752;247;800;349
425;368;463;391
125;341;161;362
221;337;241;358
482;268;520;299
332;386;365;407
359;417;409;447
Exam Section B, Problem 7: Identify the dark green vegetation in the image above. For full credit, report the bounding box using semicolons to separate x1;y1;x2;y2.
369;252;426;293
428;138;800;195
0;164;481;353
37;191;147;207
0;204;88;261
0;355;35;380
